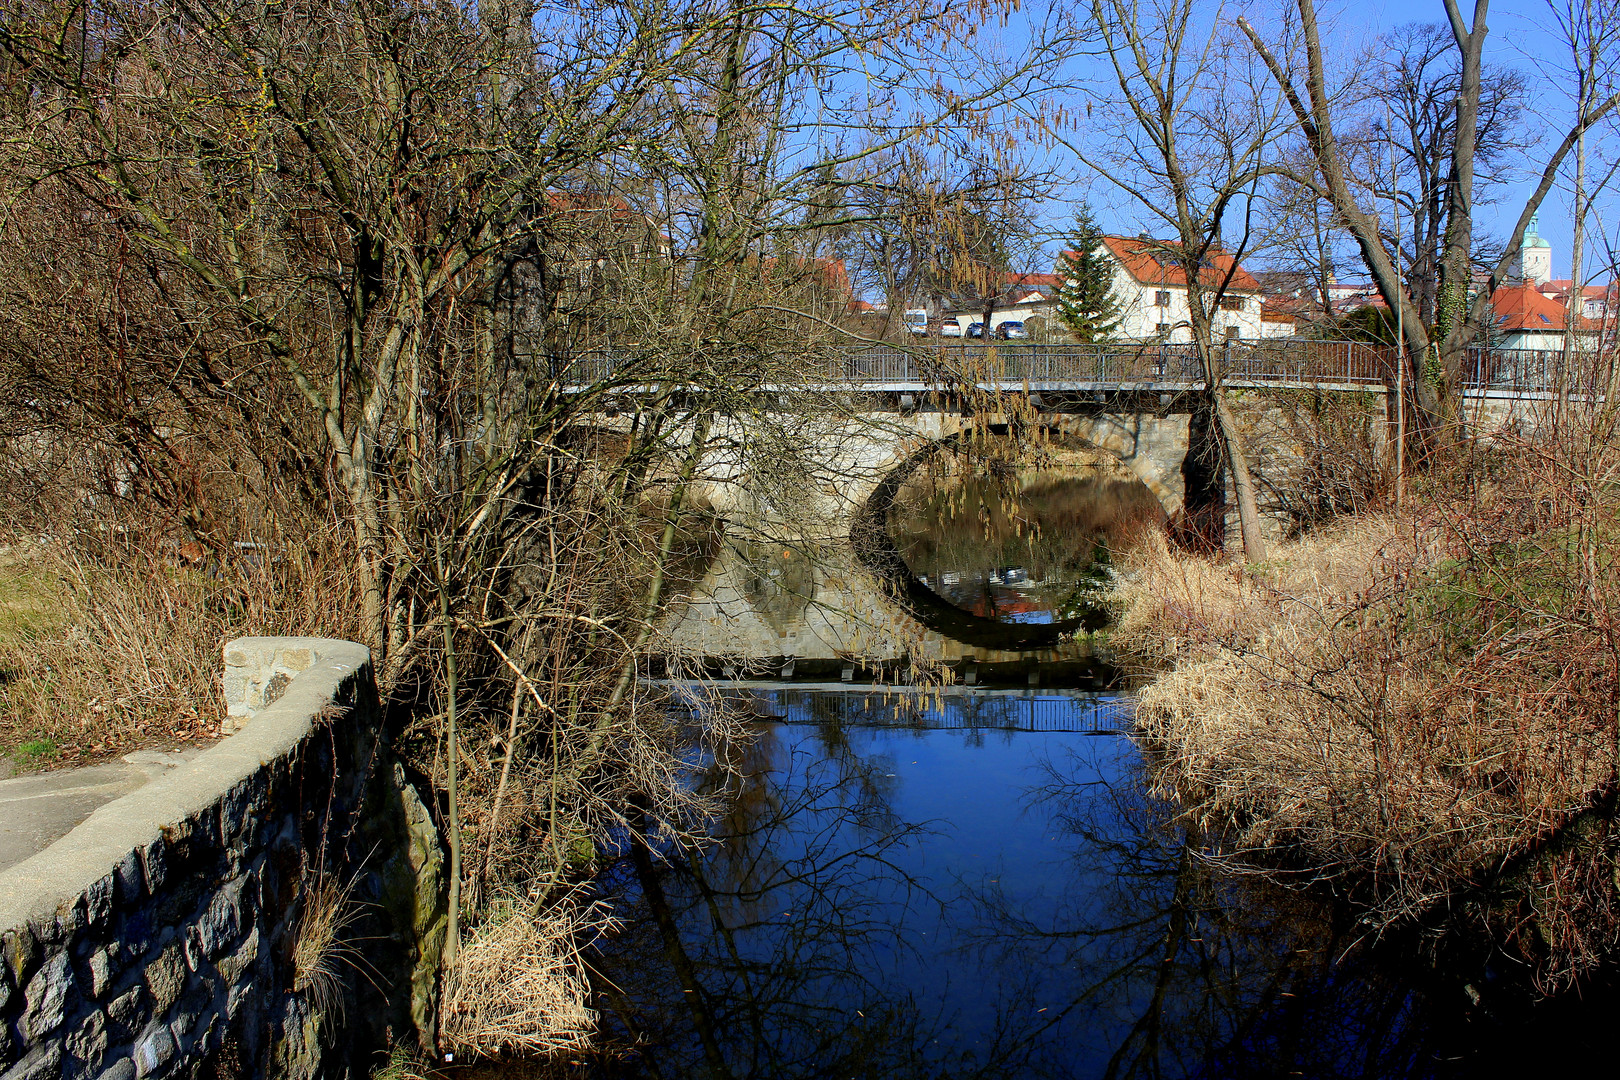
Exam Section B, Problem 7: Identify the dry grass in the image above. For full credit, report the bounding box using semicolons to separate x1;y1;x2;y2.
438;892;609;1061
1109;514;1410;663
0;533;362;768
1117;411;1620;990
293;868;369;1021
0;544;68;645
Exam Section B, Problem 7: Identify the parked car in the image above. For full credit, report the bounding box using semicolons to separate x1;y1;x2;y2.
940;321;963;338
995;320;1027;339
966;322;985;338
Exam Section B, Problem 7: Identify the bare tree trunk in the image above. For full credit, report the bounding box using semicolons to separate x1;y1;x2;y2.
1188;298;1266;560
1434;0;1488;428
1215;393;1267;559
1565;121;1586;407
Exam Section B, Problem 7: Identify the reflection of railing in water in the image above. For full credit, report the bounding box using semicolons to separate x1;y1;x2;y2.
731;689;1135;733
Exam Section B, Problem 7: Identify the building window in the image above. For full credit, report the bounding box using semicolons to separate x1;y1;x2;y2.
1225;326;1240;341
1156;322;1171;334
1220;296;1245;311
1154;290;1171;307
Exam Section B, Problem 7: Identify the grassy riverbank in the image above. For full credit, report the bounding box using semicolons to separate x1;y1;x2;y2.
1114;414;1620;993
0;546;72;768
0;541;349;770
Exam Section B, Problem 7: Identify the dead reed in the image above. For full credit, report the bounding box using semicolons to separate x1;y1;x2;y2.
438;892;610;1059
1118;402;1620;991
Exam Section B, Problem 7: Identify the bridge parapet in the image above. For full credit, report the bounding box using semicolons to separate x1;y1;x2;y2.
544;341;1607;398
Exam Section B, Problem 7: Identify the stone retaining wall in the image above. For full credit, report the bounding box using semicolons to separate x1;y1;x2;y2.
0;638;444;1080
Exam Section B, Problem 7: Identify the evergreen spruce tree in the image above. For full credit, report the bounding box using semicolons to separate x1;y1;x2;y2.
1056;208;1122;342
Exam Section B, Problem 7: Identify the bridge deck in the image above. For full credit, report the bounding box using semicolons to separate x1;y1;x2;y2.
550;342;1610;399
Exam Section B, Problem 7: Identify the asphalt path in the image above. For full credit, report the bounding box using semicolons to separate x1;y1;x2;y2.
0;751;199;872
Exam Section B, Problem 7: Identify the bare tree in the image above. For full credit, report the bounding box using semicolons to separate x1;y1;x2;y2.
1043;0;1284;559
1240;0;1620;441
1369;23;1532;329
1546;0;1620;365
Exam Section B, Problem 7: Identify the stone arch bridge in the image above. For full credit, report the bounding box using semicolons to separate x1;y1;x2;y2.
613;341;1563;667
578;340;1554;538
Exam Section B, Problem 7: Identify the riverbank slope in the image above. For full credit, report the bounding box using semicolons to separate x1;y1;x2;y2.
1113;419;1620;992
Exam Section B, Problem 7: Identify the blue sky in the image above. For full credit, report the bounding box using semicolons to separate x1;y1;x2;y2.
1357;0;1613;281
1030;0;1618;284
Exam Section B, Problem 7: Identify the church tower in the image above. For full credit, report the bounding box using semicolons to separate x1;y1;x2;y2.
1513;212;1553;286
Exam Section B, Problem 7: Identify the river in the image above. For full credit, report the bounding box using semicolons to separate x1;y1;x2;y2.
573;456;1615;1078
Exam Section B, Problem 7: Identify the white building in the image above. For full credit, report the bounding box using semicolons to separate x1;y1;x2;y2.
1509;213;1553;286
1092;235;1265;343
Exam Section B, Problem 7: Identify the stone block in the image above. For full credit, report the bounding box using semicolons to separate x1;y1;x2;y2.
65;1007;110;1072
52;895;88;949
215;927;259;988
0;1043;61;1080
84;874;115;930
142;948;185;1015
86;948;113;998
218;776;266;848
225;977;257;1023
132;1024;175;1078
96;1060;135;1080
139;839;167;896
3;928;42;991
261;671;292;709
112;851;146;908
19;953;71;1040
0;961;12;1011
106;984;146;1034
194;876;248;961
169;1005;197;1041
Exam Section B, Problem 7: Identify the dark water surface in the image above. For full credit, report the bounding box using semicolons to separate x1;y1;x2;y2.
582;462;1619;1078
581;689;1614;1079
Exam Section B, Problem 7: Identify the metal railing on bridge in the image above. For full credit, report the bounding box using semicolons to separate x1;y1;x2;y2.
547;340;1614;398
818;340;1390;387
1458;346;1616;396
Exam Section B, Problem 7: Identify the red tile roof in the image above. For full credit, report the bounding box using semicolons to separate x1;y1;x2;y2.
1097;236;1262;292
1001;271;1063;290
1540;281;1615;303
1491;283;1597;333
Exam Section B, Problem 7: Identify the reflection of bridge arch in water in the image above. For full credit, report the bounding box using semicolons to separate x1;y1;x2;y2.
867;415;1188;521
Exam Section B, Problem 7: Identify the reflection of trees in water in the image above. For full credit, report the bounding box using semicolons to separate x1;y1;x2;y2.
892;462;1163;621
590;714;1539;1080
959;749;1456;1079
591;724;967;1079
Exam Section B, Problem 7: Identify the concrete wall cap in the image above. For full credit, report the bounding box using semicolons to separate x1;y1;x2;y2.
0;638;371;933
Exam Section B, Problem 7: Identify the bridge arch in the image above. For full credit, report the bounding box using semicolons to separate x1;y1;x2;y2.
848;421;1172;649
850;412;1187;521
